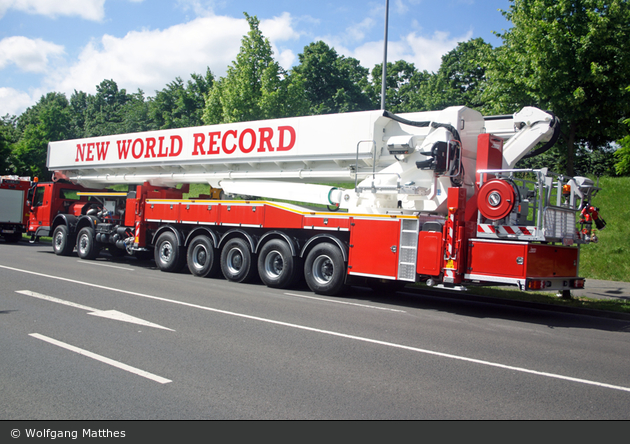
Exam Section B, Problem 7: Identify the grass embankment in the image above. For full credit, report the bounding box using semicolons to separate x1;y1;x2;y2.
577;176;630;282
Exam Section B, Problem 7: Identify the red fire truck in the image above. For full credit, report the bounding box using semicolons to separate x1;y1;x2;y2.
32;106;603;296
0;176;33;243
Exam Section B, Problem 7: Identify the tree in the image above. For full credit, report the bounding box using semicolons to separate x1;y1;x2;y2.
368;60;417;112
83;79;132;137
150;69;214;129
0;115;19;174
485;0;630;176
12;92;73;180
436;38;493;111
203;14;301;124
120;89;151;134
291;41;373;115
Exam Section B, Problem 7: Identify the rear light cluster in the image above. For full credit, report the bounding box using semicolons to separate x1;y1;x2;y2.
527;280;546;290
526;278;585;291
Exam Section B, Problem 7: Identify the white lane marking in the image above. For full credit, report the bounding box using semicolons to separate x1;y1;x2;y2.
283;292;406;313
29;333;171;384
16;290;174;331
76;260;134;271
3;264;630;394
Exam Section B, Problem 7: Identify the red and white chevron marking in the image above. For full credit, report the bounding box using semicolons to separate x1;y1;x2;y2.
477;224;536;237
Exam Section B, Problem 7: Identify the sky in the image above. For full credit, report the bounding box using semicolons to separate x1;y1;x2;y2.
0;0;513;117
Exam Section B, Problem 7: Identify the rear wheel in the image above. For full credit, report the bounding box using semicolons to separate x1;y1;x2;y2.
258;239;301;289
154;231;185;272
304;243;347;296
187;235;220;278
220;238;257;283
52;225;74;256
76;227;99;260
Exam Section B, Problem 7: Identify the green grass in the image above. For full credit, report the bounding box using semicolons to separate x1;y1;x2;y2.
577;176;630;282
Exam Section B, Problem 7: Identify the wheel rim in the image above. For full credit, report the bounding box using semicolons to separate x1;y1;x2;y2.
78;234;89;254
264;250;284;278
226;247;244;274
191;244;208;270
54;231;64;249
312;254;334;285
159;241;173;263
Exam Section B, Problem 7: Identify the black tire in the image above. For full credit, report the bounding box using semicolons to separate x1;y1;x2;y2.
220;237;257;283
304;243;347;296
76;227;99;260
187;235;220;278
52;225;74;256
258;239;301;289
154;231;185;272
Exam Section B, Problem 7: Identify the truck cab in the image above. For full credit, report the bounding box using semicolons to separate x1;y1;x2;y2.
27;182;99;238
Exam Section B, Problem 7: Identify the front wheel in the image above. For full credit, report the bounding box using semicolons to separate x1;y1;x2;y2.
76;227;99;260
304;243;347;296
52;225;74;256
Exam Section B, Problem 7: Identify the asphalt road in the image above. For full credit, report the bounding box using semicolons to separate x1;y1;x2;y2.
1;241;630;420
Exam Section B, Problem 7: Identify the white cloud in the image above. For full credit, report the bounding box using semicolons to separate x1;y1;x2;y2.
0;0;107;21
339;29;474;73
0;87;36;116
260;12;301;69
49;15;253;96
45;12;305;97
0;11;305;116
0;36;64;72
260;12;301;42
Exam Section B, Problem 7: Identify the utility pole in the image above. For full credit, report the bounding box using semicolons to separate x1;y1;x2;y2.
380;0;389;110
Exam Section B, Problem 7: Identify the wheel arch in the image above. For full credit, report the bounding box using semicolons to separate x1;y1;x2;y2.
51;213;78;232
75;215;99;233
152;224;185;247
218;228;257;253
300;234;348;262
256;230;299;256
184;227;219;249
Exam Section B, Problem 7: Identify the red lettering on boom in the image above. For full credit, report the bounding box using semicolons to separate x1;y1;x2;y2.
117;140;132;159
258;127;274;152
239;128;256;153
86;143;95;161
132;138;144;159
192;133;205;155
223;130;237;154
75;143;85;162
208;132;220;154
170;135;183;157
157;137;168;157
278;126;296;151
144;138;156;158
95;141;109;161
